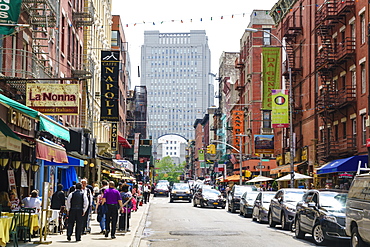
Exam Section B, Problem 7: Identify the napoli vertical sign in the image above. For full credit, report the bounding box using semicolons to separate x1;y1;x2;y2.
101;51;120;121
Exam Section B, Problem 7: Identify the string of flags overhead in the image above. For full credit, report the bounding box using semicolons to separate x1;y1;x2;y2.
124;1;358;28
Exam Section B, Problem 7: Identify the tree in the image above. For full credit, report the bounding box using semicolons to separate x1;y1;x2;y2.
155;156;186;184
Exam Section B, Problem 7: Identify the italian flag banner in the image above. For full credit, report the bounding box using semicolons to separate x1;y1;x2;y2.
272;89;289;128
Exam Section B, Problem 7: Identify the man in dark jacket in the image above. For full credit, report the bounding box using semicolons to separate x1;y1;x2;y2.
51;184;65;210
66;183;88;241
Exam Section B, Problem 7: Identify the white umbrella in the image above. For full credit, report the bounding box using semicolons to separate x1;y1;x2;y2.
276;172;312;182
247;175;274;183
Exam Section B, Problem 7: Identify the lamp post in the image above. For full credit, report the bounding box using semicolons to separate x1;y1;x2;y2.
211;135;248;185
245;27;295;188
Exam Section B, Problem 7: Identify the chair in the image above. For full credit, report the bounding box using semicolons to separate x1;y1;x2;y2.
9;213;19;247
15;208;35;242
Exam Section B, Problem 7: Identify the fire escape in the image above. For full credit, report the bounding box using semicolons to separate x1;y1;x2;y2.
72;0;94;129
315;1;356;162
22;0;57;78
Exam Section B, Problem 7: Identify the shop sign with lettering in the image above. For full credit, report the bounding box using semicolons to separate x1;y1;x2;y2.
101;51;120;121
8;109;32;131
111;123;118;151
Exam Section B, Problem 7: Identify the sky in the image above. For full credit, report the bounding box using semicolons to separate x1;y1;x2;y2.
111;0;278;89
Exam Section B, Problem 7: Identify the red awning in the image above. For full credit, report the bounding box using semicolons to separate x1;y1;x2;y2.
36;140;68;163
118;135;132;148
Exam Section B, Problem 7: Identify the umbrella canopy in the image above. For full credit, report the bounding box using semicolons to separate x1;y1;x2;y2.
276;172;312;182
225;174;247;182
247;175;274;183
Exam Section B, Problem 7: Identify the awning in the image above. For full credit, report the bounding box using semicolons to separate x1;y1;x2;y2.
61;166;78;191
0;94;70;142
44;155;84;167
317;155;368;175
118;135;132;148
0;118;21;152
36;139;68;163
270;163;299;175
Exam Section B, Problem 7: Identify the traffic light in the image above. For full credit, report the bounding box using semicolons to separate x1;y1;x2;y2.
206;145;211;153
210;144;216;154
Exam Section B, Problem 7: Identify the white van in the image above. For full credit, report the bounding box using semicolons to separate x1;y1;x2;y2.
345;173;370;247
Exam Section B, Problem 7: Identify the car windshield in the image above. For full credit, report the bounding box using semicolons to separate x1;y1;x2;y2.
246;192;259;201
156;184;168;189
235;186;254;196
262;193;276;203
203;189;221;196
320;192;347;209
284;191;305;202
173;184;189;190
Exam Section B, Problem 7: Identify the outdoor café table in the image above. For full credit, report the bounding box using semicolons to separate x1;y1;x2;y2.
1;212;40;233
0;215;12;247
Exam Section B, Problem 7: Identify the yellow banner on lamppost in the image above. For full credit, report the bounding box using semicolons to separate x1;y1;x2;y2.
272;89;289;128
262;47;281;110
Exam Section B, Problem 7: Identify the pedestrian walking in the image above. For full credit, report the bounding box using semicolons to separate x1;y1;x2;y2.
102;181;123;239
143;182;150;204
81;179;93;234
118;184;133;232
66;183;88;242
95;188;107;234
51;184;66;210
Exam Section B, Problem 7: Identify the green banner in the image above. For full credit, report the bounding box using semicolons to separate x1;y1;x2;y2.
262;47;281;110
272;89;289;128
198;149;205;162
0;0;23;35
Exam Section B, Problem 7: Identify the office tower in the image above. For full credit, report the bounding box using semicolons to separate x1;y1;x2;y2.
141;30;213;145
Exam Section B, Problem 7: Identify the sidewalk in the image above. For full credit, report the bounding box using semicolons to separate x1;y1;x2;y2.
8;200;149;247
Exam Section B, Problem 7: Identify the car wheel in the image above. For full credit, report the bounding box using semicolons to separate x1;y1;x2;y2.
239;207;243;216
258;211;263;223
281;213;290;230
170;199;173;203
200;200;205;208
268;212;276;227
295;218;305;239
351;226;367;247
231;203;236;213
312;223;326;245
222;206;225;209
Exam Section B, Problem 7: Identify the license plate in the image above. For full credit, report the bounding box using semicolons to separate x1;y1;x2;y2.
159;192;163;194
213;202;218;205
179;196;183;198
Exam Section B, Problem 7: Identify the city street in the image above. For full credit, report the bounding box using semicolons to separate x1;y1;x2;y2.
138;196;350;247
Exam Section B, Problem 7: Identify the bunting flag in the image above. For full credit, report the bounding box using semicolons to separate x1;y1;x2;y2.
0;0;22;35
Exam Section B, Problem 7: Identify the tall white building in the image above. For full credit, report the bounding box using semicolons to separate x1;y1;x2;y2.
141;30;213;145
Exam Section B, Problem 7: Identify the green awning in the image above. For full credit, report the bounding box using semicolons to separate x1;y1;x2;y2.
0;118;21;152
0;94;70;142
0;94;39;118
39;116;70;142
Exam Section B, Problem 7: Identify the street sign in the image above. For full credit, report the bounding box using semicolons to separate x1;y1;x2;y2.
256;165;265;169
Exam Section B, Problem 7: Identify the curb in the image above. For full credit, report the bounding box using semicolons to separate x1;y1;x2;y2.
130;200;150;247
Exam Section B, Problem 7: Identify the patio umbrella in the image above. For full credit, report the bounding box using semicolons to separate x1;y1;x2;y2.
225;174;247;182
276;172;312;181
247;175;274;183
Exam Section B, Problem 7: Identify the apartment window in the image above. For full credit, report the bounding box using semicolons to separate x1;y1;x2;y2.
361;63;366;93
352;118;357;147
362;114;366;145
111;31;119;46
351;69;356;96
343;122;347;139
361;14;366;44
262;111;271;128
334;124;338;141
263;29;271;45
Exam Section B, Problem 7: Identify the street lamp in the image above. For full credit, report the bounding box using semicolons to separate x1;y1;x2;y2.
211;135;248;185
245;27;295;188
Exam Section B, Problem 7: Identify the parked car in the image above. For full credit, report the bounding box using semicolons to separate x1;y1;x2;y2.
154;183;170;197
268;188;306;230
295;189;349;245
227;185;257;213
170;183;192;203
240;191;259;217
193;188;226;209
345;173;370;247
252;191;276;223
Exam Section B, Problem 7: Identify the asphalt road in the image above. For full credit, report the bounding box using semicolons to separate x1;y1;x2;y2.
138;196;350;247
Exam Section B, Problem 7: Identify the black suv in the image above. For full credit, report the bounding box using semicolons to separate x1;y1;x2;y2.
227;185;257;213
268;188;306;230
295;189;349;245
